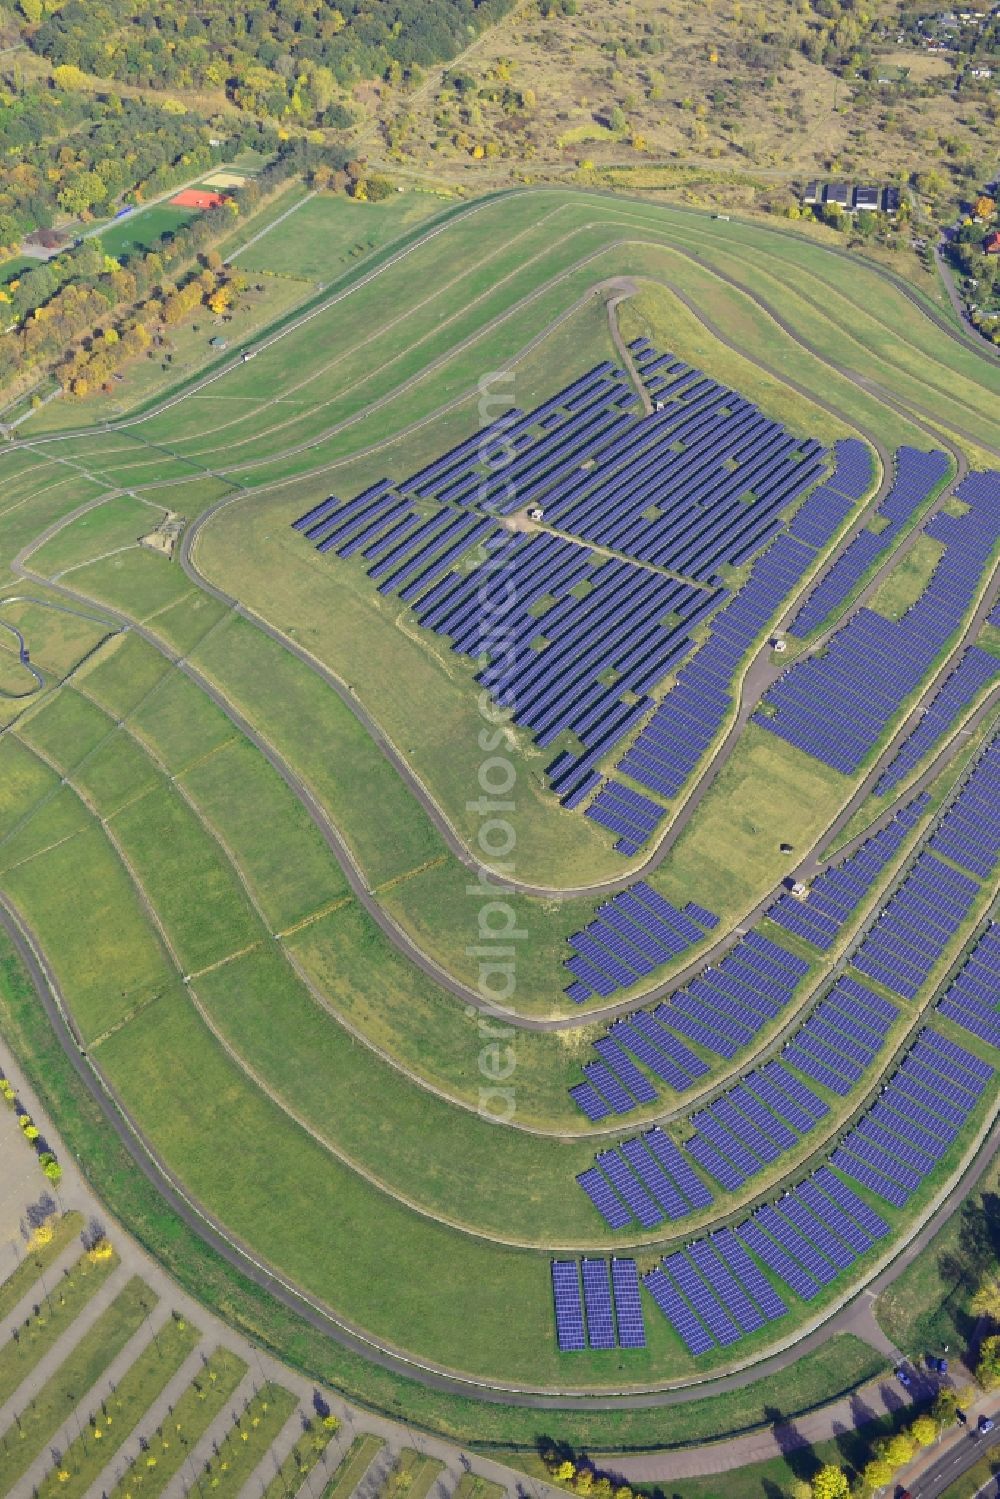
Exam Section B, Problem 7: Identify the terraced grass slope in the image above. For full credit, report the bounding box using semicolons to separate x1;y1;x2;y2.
0;188;995;1415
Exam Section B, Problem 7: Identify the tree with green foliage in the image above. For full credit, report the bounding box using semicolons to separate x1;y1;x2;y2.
978;1332;1000;1388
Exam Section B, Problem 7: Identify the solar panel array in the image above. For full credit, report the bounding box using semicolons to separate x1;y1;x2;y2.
787;439;875;548
929;735;1000;880
851;851;981;1000
756;470;1000;774
781;975;898;1098
637;1166;890;1355
401;362;641;514
551;1259;586;1350
536;339;829;582
414;529;723;809
875;646;1000;796
653;929;810;1062
937;923;1000;1048
568;929;809;1118
584;778;667;856
768;793;928;950
564;882;719;1005
680;1058;826;1191
831;1027;993;1208
617;533;816;802
293;485;504;602
551;1259;646;1350
577;1125;714;1229
788;447;951;637
294;357;847;818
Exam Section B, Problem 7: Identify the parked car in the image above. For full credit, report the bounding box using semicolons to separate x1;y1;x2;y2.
979;1414;995;1434
896;1367;913;1388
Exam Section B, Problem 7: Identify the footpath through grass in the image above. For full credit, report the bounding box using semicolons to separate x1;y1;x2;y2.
454;1474;506;1499
0;1274;155;1489
320;1433;385;1499
194;1381;297;1492
107;1344;248;1499
34;1310;200;1499
0;1211;83;1322
379;1448;446;1499
0;1246;120;1406
260;1411;340;1499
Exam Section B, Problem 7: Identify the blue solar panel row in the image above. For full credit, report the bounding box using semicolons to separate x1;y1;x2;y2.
757;468;1000;774
585;778;668;856
637;1161;895;1356
545;345;829;582
677;1059;827;1191
421;526;725;808
852;851;981;1001
568;929;809;1119
929;733;1000;881
576;1125;714;1229
780;975;897;1099
875;646;999;796
936;921;1000;1049
551;1260;586;1351
769;793;928;950
683;976;893;1189
789;446;951;637
551;1259;647;1350
831;1026;992;1208
563;881;718;1004
617;533;815;803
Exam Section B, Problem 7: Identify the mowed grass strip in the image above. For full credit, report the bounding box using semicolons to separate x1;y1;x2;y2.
233;191;441;282
649;725;849;928
259;1411;340;1499
29;494;162;579
72;730;161;817
189;614;443;886
193;946;604;1237
0;820;175;1042
180;739;349;930
0;599;114;678
76;633;171;717
142;587;231;657
0;1275;155;1490
319;1433;385;1499
195;1381;297;1492
380;1449;445;1499
106;1345;248;1499
61;548;195;623
0;1247;121;1407
0;737;62;843
93;990;575;1384
34;1310;200;1499
0;786;93;872
18;687;116;770
280;901;601;1126
128;665;238;773
453;1474;506;1499
109;783;264;975
0;1213;84;1323
870;534;947;621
